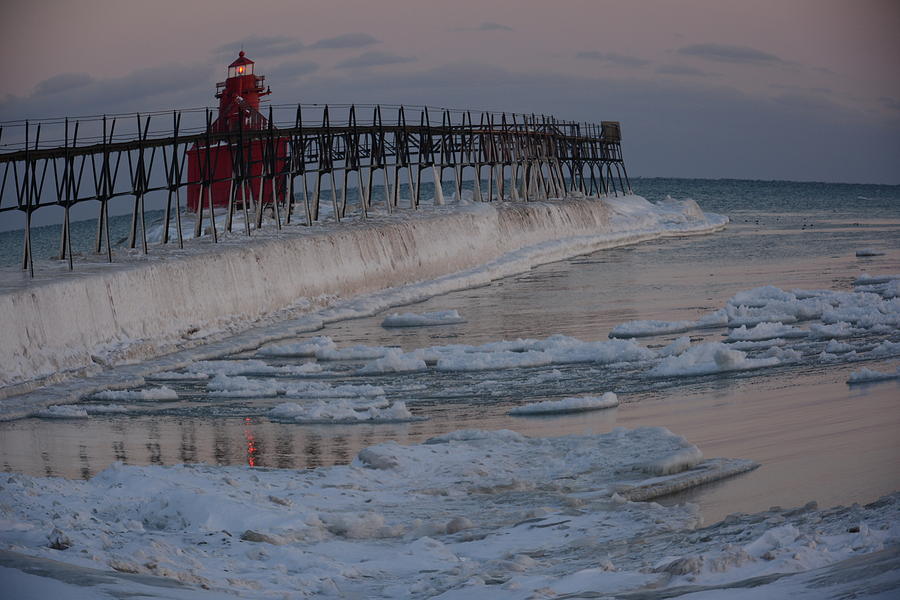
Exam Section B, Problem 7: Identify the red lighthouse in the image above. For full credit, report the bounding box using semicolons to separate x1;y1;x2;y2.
187;51;287;212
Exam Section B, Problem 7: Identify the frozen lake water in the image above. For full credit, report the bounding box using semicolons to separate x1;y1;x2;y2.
1;178;898;526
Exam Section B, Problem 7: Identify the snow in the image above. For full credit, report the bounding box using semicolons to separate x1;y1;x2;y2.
508;392;619;415
847;366;900;384
2;427;895;599
381;309;466;327
92;386;178;402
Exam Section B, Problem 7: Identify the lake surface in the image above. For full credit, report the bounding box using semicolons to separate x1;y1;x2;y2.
2;177;898;524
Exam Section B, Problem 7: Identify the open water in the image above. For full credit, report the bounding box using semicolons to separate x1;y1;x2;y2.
1;177;899;524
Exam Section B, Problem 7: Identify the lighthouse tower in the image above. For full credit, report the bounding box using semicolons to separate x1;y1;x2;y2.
213;51;271;132
187;51;286;213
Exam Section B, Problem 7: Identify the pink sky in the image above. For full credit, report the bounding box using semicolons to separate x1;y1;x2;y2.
2;0;898;182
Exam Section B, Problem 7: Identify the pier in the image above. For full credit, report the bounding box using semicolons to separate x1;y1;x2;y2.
0;103;629;275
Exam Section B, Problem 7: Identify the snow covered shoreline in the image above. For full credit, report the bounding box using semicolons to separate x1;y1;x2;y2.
1;427;896;599
0;194;726;412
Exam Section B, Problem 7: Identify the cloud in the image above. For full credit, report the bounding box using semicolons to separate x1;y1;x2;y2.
477;21;513;31
34;72;95;96
310;33;379;49
214;35;304;59
770;84;832;95
1;63;215;121
576;51;650;68
879;97;900;112
677;43;784;64
335;51;416;69
452;21;514;32
655;64;715;77
267;60;319;80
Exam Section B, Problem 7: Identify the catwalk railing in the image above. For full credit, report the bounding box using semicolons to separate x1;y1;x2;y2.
0;103;631;276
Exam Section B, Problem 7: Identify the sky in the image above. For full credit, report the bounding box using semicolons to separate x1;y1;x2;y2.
1;0;899;184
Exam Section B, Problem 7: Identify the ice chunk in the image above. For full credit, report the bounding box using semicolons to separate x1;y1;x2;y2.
145;370;210;381
729;286;797;308
285;381;385;399
609;320;695;338
381;310;465;327
855;248;885;257
358;349;427;374
854;273;900;285
38;403;130;417
641;445;704;475
257;336;336;357
316;344;394;361
268;400;418;423
726;322;807;341
847;366;899;384
509;393;619;415
93;386;179;401
648;342;781;377
36;405;89;419
206;374;283;398
809;322;859;339
436;350;552;371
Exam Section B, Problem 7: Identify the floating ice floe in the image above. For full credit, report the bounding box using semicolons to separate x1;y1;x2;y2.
269;400;420;423
145;370;210;381
847;366;900;384
257;336;336;357
610;319;696;338
508;392;619;415
316;344;395;361
381;309;466;327
856;248;885;257
187;359;323;377
93;386;179;401
37;403;131;418
35;405;88;419
206;374;385;399
726;321;808;341
648;342;782;378
854;272;900;286
358;349;427;374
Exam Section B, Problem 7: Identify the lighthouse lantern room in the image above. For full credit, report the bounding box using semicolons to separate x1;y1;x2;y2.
187;51;287;213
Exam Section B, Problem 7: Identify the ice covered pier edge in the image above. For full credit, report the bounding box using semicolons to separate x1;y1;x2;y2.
0;194;726;407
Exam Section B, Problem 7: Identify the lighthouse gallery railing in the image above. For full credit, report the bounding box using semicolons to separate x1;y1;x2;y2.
0;103;630;276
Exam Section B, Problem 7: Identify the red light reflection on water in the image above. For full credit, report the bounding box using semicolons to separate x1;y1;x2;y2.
243;417;258;467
